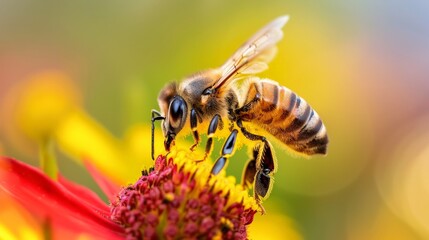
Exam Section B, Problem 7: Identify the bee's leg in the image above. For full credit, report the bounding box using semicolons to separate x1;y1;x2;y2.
254;140;276;214
200;114;223;160
241;145;259;189
151;109;165;160
189;109;200;151
235;92;261;115
236;119;266;142
211;129;238;175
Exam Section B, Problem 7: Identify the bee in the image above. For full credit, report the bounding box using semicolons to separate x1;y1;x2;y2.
151;15;328;211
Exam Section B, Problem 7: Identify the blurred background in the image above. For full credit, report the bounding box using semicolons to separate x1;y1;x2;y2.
1;0;429;239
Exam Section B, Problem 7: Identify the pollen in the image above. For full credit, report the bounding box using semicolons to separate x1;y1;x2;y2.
110;150;259;239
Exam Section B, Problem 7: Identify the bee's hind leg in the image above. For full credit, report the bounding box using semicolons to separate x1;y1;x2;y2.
236;120;277;214
242;146;258;189
253;141;276;214
242;154;267;214
236;119;266;142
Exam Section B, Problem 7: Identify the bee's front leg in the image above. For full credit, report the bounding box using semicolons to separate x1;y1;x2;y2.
189;109;200;151
151;109;165;160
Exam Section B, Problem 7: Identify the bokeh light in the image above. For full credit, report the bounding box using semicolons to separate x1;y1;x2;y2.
375;116;429;239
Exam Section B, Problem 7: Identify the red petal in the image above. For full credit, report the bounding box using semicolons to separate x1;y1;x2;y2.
0;157;125;239
83;160;121;204
58;175;110;216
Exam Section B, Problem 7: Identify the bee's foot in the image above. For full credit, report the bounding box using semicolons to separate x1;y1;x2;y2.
190;144;198;151
257;202;266;215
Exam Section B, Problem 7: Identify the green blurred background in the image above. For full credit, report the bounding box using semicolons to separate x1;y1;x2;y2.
1;0;429;239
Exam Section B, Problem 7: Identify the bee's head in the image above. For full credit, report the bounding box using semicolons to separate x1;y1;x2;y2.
163;95;188;151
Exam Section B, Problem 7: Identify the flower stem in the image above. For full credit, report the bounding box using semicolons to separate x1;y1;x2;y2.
43;218;52;240
39;138;58;180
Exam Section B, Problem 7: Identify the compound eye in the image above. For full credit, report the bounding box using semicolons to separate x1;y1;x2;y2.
168;96;187;130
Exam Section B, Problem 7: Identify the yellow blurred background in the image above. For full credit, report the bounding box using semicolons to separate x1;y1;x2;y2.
1;0;429;239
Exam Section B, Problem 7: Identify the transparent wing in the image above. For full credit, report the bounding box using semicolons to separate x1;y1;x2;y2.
212;15;289;90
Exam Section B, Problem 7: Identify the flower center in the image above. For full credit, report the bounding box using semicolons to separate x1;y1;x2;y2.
110;151;258;239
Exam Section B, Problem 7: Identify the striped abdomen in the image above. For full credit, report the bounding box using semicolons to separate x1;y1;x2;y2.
237;79;328;155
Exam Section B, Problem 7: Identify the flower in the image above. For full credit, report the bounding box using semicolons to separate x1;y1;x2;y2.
0;156;125;239
111;150;258;239
1;147;259;239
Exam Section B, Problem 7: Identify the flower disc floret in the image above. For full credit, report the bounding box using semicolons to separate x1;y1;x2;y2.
110;151;259;240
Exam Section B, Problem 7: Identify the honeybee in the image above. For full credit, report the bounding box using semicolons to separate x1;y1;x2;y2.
152;15;328;211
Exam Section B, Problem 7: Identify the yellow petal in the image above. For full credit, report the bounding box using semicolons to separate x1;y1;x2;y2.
12;71;81;141
0;191;42;240
55;110;142;184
